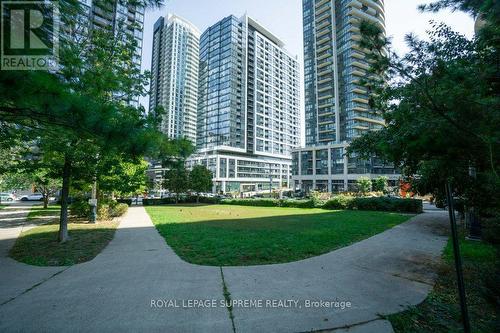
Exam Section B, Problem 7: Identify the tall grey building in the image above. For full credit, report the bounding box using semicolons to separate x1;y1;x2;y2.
293;0;399;193
78;0;145;67
76;0;145;107
149;14;200;142
188;15;301;194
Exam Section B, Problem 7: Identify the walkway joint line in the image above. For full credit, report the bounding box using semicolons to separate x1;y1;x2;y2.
297;317;384;333
0;267;69;307
220;267;236;333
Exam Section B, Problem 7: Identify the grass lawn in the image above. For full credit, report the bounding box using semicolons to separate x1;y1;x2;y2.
388;236;499;333
10;205;119;266
27;205;61;221
146;204;412;266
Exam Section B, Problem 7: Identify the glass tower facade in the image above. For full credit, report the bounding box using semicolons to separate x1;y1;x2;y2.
294;0;399;193
190;15;301;194
149;14;200;143
197;16;246;151
303;0;386;146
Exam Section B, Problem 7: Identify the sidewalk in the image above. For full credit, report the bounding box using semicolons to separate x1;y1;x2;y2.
222;210;448;332
0;203;65;305
0;206;448;332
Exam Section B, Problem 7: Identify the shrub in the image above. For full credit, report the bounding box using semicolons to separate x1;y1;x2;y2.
279;199;316;208
220;198;317;209
222;199;277;207
350;197;423;213
323;195;355;210
117;198;132;206
145;195;422;213
435;196;446;208
143;198;176;206
111;203;129;217
70;199;90;218
97;204;111;221
372;176;389;193
482;216;500;244
143;196;220;206
357;177;372;194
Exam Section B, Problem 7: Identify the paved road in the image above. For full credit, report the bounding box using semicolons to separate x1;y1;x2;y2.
0;206;448;333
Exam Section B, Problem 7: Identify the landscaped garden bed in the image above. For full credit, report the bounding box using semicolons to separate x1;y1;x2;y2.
9;203;128;266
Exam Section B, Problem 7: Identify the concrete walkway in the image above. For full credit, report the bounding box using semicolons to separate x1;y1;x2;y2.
0;205;449;333
0;203;65;305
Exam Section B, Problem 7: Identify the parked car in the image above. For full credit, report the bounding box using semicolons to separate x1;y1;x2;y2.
20;193;44;201
0;192;15;202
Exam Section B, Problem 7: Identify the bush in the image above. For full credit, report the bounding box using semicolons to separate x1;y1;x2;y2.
222;199;277;207
219;197;423;213
279;199;316;208
143;198;176;206
117;198;132;206
323;195;355;210
145;195;422;213
482;216;500;244
372;176;389;193
220;198;317;209
143;196;220;206
97;204;111;221
110;203;128;217
349;197;423;213
70;199;90;218
357;177;372;194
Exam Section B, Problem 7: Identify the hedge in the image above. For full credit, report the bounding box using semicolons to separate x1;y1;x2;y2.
142;196;220;206
117;198;133;206
220;196;422;213
69;199;129;220
221;198;316;209
111;203;129;217
347;197;423;213
322;195;354;210
140;195;422;214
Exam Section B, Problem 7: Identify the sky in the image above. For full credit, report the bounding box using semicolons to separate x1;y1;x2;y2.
139;0;475;140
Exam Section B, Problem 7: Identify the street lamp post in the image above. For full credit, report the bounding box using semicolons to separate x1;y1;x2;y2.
89;179;97;223
89;154;99;223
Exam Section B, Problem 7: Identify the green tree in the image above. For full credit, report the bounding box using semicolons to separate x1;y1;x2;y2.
98;159;149;198
356;177;372;195
156;138;195;169
189;165;213;203
372;176;388;193
348;5;499;220
33;170;62;209
164;167;189;204
1;0;168;242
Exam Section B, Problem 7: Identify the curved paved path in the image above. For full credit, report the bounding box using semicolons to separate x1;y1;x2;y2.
0;203;65;305
0;205;448;333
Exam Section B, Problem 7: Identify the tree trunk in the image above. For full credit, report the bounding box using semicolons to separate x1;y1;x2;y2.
58;155;72;243
43;193;49;209
175;193;179;204
196;193;200;204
